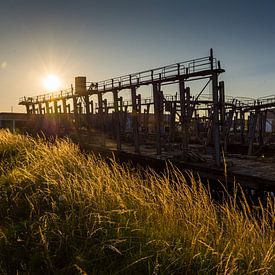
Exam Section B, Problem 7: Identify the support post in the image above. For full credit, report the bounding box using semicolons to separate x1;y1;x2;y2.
258;112;263;146
223;109;235;152
113;90;121;150
62;99;67;114
54;101;58;114
143;104;150;136
73;96;78;114
179;78;190;149
73;96;78;128
131;86;140;153
212;72;221;166
248;111;258;156
98;93;103;115
84;95;90;128
137;94;142;123
240;108;245;144
122;105;128;134
219;81;225;129
153;82;162;155
97;96;105;143
169;101;176;143
38;103;43;114
45;102;50;114
259;111;266;146
90;100;94;115
31;104;36;114
119;96;123;112
26;105;31;115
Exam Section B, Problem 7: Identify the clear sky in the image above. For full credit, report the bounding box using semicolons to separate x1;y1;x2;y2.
0;0;275;112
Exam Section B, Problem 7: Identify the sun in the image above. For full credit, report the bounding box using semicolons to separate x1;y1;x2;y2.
43;74;61;91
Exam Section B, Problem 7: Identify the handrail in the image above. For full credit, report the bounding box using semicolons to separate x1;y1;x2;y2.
88;56;217;92
19;52;221;105
19;88;73;104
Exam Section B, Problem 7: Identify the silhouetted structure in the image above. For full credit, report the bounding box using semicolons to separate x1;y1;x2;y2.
17;49;275;193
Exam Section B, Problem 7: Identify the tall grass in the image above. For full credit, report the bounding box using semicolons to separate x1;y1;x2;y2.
0;129;274;274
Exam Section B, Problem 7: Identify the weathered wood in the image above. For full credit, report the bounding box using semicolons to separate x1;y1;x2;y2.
212;72;221;166
131;86;140;153
248;111;258;156
153;82;162;155
113;89;121;150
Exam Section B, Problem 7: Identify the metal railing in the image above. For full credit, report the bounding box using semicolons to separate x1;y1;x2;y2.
19;88;73;104
19;53;220;105
235;95;275;108
87;56;218;92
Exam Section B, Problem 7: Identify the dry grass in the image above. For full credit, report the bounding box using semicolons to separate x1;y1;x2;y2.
0;129;274;274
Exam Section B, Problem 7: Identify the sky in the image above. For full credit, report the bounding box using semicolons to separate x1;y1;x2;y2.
0;0;275;112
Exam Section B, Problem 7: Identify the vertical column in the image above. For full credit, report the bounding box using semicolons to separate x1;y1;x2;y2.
31;103;36;114
73;96;78;128
98;93;103;115
258;111;265;146
262;110;267;137
12;120;15;132
103;99;108;114
73;96;78;114
240;108;245;144
137;94;142;124
62;99;67;114
179;78;190;148
258;112;263;146
131;86;140;153
77;102;82;114
219;81;225;130
38;103;43;114
248;111;258;156
169;101;176;143
90;100;94;115
54;101;58;114
113;90;121;150
153;82;162;155
26;104;31;115
119;96;123;112
84;95;90;129
224;109;235;152
85;95;90;114
103;98;108;135
144;104;150;136
219;81;227;151
212;72;221;166
206;107;213;146
122;106;128;135
186;87;191;144
45;102;50;114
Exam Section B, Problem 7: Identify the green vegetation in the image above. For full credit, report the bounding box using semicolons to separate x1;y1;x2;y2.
0;129;274;274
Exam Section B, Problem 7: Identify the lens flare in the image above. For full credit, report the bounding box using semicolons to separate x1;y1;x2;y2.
43;74;61;91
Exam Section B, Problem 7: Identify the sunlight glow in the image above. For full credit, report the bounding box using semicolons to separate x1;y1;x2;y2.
43;74;61;91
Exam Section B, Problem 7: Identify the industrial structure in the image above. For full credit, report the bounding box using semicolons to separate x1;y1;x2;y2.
15;49;275;193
